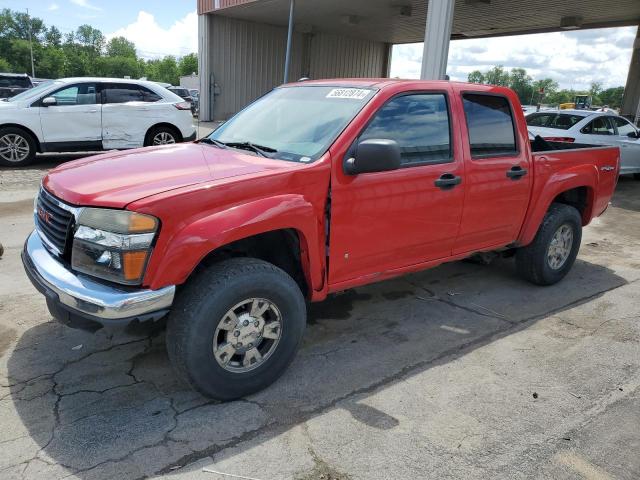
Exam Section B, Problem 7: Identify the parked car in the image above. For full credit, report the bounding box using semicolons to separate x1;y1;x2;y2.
189;89;199;115
22;80;619;400
168;86;196;115
0;77;196;167
527;110;640;176
0;73;34;99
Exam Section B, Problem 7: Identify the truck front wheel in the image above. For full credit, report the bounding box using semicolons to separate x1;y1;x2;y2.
515;203;582;286
166;258;306;400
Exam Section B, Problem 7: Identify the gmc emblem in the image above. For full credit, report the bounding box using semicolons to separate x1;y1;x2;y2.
37;206;53;224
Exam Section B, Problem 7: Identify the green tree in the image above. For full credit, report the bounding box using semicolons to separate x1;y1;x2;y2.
508;67;533;105
484;65;510;86
467;70;484;83
178;53;198;77
145;56;179;85
0;57;10;72
45;26;62;47
106;36;137;58
75;24;105;56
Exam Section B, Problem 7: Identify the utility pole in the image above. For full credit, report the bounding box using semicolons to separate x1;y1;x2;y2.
26;8;35;77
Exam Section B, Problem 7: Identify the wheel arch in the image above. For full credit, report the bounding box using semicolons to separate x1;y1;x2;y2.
145;122;183;144
518;166;597;246
0;123;42;152
143;194;326;299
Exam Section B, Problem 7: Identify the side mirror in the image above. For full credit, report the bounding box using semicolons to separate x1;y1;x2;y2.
344;139;401;175
41;96;57;107
627;131;639;139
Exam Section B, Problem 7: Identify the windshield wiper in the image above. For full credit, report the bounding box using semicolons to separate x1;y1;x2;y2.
224;141;277;158
199;137;228;149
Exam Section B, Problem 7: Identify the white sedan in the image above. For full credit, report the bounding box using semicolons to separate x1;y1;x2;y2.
0;77;196;167
526;109;640;176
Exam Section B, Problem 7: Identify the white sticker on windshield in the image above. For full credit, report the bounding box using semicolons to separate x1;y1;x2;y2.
326;88;370;100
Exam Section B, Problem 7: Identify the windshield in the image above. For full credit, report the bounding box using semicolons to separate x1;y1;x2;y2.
526;112;585;130
8;80;60;103
208;85;376;162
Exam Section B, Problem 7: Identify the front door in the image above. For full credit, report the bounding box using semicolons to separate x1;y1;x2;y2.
610;116;640;174
39;83;101;145
329;91;465;286
452;91;532;254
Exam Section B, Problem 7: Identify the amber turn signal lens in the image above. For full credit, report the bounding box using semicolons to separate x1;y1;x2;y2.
123;251;149;281
128;213;158;233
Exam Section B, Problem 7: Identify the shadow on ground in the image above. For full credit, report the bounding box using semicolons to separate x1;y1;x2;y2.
5;256;627;478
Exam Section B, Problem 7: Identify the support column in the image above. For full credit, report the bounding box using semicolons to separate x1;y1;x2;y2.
283;0;296;84
198;13;213;122
621;26;640;123
420;0;455;80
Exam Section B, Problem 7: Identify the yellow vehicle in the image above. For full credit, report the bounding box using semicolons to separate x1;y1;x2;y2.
560;95;592;110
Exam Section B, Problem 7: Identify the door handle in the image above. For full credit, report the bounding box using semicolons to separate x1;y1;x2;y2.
434;173;462;190
506;165;528;180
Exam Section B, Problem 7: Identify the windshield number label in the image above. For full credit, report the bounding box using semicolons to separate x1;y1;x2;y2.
326;88;370;100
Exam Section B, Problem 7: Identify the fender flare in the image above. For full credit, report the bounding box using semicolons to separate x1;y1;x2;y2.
146;194;325;293
518;164;597;246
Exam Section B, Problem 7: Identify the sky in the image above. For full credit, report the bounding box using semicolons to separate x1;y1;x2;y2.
3;1;637;90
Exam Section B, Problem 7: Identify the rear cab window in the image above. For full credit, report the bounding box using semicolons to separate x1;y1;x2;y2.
462;93;518;157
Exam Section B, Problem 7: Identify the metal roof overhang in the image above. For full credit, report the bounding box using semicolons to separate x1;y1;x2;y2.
199;0;640;43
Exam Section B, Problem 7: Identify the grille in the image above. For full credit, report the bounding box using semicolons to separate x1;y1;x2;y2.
35;188;76;257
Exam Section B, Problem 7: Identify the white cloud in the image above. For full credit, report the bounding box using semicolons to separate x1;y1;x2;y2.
48;3;60;11
390;26;637;90
70;0;102;11
107;11;198;59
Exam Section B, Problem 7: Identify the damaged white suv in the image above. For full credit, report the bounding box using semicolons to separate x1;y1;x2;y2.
0;77;196;167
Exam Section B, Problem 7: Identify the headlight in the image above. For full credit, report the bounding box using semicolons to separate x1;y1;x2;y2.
71;208;159;285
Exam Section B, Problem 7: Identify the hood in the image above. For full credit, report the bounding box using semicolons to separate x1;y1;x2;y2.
43;143;298;208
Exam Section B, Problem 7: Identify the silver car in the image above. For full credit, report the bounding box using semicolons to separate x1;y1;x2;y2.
527;110;640;176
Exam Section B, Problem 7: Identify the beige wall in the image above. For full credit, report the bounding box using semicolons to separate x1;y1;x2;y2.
203;15;391;121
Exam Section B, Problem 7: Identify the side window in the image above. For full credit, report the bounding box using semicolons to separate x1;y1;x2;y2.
140;86;162;103
526;113;551;127
463;94;517;157
50;83;97;106
611;117;637;137
359;93;451;166
582;117;615;135
103;84;144;104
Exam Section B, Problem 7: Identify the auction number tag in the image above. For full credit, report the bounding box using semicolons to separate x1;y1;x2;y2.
326;88;370;100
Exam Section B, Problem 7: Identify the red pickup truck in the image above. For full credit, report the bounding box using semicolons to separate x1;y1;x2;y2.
22;80;620;400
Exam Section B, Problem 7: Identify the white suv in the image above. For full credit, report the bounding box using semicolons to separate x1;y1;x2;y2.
0;77;197;167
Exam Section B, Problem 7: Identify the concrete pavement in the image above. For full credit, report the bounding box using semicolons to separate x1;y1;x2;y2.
0;160;638;479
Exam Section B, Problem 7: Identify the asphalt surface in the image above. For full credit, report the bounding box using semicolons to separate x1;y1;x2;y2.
0;151;638;480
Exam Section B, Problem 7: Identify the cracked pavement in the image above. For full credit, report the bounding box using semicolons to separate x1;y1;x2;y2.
1;158;639;480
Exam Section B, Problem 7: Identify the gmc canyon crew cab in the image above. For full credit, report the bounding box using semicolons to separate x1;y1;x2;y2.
22;80;620;400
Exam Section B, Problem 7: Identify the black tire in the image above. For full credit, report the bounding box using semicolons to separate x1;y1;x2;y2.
515;203;582;286
0;126;37;167
166;257;306;400
144;125;181;147
633;173;640;180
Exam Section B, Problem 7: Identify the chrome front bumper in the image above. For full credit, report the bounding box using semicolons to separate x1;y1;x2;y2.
22;230;175;329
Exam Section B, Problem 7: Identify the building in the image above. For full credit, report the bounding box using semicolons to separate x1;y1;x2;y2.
197;0;640;122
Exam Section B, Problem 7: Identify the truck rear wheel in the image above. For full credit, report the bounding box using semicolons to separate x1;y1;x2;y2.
166;257;306;400
515;203;582;286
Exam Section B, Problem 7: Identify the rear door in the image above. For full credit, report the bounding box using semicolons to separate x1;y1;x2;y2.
328;90;465;285
101;83;164;149
453;90;532;254
38;82;101;146
610;116;640;174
